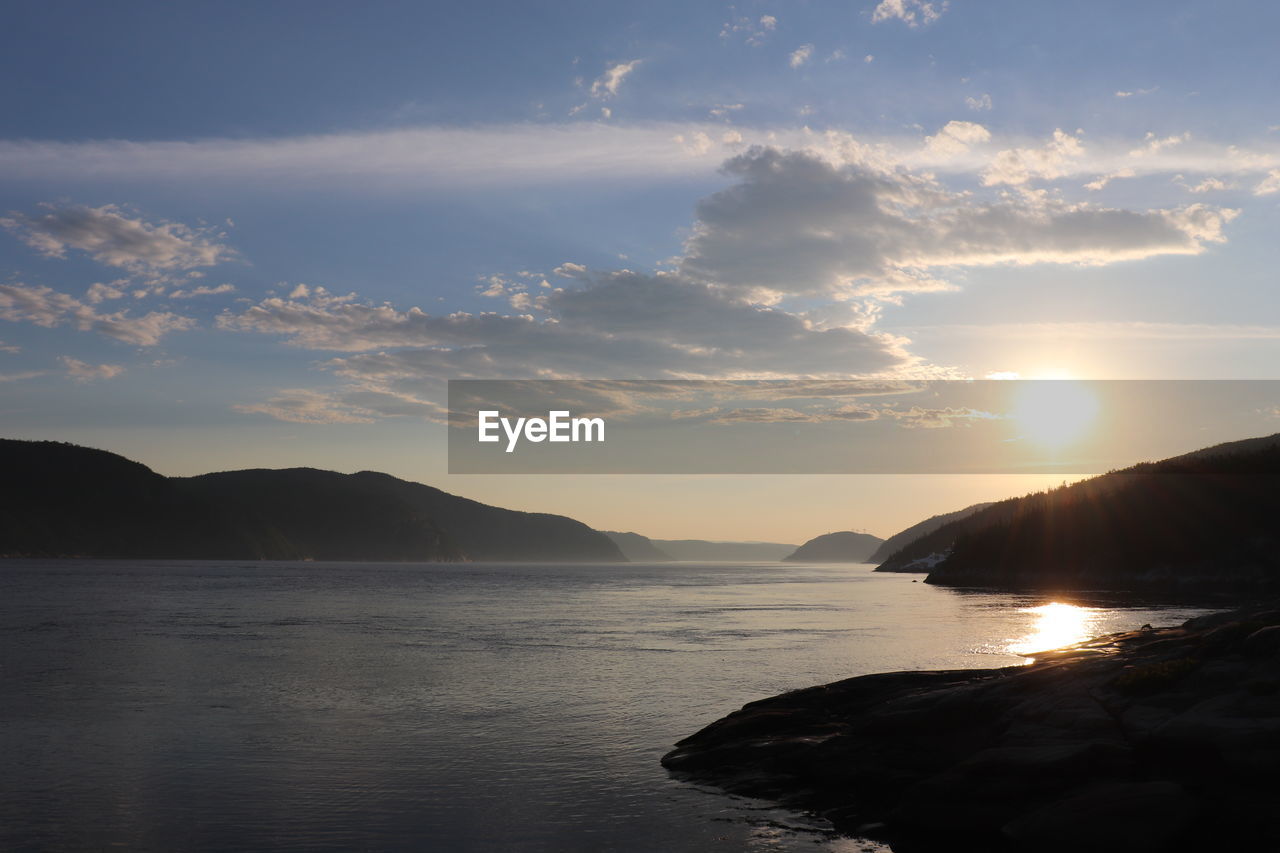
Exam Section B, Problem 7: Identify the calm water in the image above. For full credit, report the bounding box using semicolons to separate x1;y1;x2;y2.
0;560;1214;852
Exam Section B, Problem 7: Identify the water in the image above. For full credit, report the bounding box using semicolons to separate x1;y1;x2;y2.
0;560;1214;852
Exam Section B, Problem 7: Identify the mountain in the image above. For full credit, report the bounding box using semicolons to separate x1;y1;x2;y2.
0;439;624;563
604;531;674;562
870;502;994;569
650;539;797;561
0;439;291;559
917;433;1280;593
782;531;883;563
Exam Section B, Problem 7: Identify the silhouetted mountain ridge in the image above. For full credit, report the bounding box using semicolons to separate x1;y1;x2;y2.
869;502;994;568
899;433;1280;593
0;439;623;563
604;531;674;561
783;531;883;563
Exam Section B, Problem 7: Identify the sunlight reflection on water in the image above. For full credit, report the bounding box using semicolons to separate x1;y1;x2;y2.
1008;601;1104;656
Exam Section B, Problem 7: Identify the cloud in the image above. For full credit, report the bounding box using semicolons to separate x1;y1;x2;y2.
232;389;378;424
1129;132;1190;158
678;147;1236;300
1254;169;1280;195
0;204;233;276
674;131;714;155
677;401;995;428
590;60;641;99
0;283;195;345
1182;176;1228;194
217;144;1243;422
219;274;912;379
982;129;1085;186
220;279;915;423
0;339;19;354
924;120;991;157
705;405;879;424
88;308;196;346
1084;168;1136;191
789;44;814;68
965;94;993;112
871;0;947;27
6;124;1280;194
721;13;777;46
0;124;750;189
0;283;81;327
60;356;125;382
708;103;744;120
1115;87;1158;98
169;283;236;298
882;405;998;428
0;370;43;382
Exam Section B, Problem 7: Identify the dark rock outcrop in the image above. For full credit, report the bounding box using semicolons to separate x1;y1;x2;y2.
663;602;1280;851
0;439;624;563
783;531;884;563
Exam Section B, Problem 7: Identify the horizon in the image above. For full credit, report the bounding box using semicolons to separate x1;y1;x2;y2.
4;1;1280;540
8;425;1278;545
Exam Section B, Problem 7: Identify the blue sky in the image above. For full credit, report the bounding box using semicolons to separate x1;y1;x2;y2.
3;0;1280;541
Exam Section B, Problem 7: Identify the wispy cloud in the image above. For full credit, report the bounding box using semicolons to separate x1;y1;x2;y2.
0;283;195;346
60;356;125;382
590;60;642;99
5;124;1280;192
720;13;777;46
965;93;993;112
1;204;233;275
232;388;379;424
789;44;814;68
871;0;948;27
0;369;44;382
1254;169;1280;195
169;283;236;298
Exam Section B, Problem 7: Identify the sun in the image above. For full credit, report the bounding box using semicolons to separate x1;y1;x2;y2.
1011;378;1100;450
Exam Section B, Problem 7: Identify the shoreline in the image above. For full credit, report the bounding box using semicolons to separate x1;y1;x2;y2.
663;600;1280;852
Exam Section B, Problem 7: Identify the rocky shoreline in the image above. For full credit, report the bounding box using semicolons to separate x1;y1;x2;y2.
662;602;1280;852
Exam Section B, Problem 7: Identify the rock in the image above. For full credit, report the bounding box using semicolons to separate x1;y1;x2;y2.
1001;781;1196;853
1243;624;1280;656
662;600;1280;851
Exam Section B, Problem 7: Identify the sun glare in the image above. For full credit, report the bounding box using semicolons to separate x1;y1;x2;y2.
1011;379;1100;450
1010;602;1097;656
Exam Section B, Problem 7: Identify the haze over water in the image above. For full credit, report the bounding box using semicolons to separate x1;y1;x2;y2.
1;560;1212;852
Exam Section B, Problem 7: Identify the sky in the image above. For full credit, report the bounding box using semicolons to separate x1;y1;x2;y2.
3;0;1280;543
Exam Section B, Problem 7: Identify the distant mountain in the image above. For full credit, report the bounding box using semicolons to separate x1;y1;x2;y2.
604;531;674;562
870;502;994;570
0;439;624;563
651;539;797;562
782;531;883;563
917;433;1280;594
